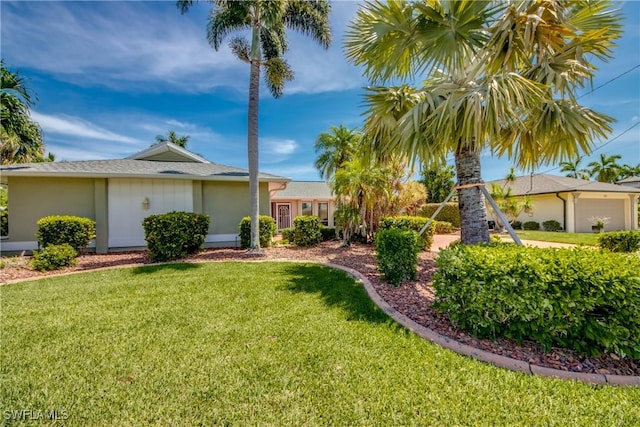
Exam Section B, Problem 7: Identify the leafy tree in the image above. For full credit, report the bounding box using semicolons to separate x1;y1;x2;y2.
314;124;360;180
0;61;50;164
618;162;640;180
588;153;622;183
559;157;590;180
345;0;621;244
421;165;455;203
178;0;331;252
155;130;190;148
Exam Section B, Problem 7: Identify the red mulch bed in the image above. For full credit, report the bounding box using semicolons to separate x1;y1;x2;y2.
2;241;638;376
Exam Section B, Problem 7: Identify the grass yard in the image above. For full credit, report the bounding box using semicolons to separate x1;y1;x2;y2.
2;262;639;426
514;230;601;246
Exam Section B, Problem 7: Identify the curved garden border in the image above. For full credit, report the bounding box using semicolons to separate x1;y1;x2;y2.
326;263;640;387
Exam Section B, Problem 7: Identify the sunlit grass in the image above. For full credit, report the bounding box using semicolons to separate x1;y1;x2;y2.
512;230;600;246
2;262;639;426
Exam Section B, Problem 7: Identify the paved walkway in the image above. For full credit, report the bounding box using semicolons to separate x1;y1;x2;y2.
431;233;576;252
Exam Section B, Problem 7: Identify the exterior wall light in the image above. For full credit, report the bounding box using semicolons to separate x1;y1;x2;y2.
142;197;150;210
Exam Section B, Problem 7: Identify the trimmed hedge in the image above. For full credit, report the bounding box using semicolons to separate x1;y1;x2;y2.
542;220;562;232
378;216;435;251
419;203;460;228
320;226;337;242
281;227;295;243
143;212;210;261
239;215;277;249
375;229;420;285
36;215;95;254
432;220;454;234
511;220;522;230
599;230;640;253
522;220;540;230
293;215;321;247
31;243;78;271
434;245;640;358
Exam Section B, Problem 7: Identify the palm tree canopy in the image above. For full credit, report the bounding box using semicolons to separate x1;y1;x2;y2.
559;156;590;180
314;125;361;180
346;0;622;171
1;61;46;164
155;130;190;148
587;153;622;183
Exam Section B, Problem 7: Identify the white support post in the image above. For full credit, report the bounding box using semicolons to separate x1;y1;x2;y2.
418;188;456;236
480;185;523;246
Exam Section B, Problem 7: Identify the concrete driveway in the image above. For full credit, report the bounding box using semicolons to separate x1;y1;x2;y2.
431;233;577;252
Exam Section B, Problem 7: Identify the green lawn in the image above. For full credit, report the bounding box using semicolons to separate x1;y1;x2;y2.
513;230;601;246
2;262;639;426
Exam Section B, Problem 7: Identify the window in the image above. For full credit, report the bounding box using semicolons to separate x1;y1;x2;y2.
318;202;329;226
301;201;312;216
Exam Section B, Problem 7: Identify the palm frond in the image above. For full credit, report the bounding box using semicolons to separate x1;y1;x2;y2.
229;36;251;63
207;2;251;50
264;57;294;98
283;0;332;49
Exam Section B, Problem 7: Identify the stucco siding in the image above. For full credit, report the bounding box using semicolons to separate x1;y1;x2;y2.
6;177;96;242
518;194;565;228
202;182;270;235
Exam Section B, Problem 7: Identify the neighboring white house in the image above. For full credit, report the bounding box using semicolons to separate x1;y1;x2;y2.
270;181;335;230
488;174;640;232
618;176;640;189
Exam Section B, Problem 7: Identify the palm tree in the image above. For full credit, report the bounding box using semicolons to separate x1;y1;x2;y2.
587;153;622;183
155;130;190;148
345;1;621;244
313;125;360;180
178;0;331;252
618;163;640;180
0;61;46;164
559;157;590;180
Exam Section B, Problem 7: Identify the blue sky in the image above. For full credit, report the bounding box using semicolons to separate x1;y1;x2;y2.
1;0;638;182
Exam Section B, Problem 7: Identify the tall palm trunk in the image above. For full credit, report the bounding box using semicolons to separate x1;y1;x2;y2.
455;145;489;244
248;26;261;252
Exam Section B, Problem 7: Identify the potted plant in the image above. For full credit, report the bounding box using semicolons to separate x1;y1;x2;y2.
589;216;610;233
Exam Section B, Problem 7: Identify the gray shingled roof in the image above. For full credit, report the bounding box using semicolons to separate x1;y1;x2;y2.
618;176;640;184
0;159;288;182
272;181;333;199
488;174;640;195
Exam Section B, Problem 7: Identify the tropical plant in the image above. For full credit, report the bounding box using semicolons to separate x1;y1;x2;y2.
345;0;621;244
559;157;590;180
421;164;456;203
618;162;640;180
0;61;50;164
489;168;532;229
178;0;331;252
587;153;621;183
155;130;190;148
314;124;360;180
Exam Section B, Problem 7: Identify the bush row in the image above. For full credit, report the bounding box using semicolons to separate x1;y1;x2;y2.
239;215;276;249
434;244;640;358
418;203;460;228
599;230;640;253
378;216;435;251
143;212;210;261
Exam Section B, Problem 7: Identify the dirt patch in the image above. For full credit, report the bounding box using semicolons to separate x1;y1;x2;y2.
2;241;638;376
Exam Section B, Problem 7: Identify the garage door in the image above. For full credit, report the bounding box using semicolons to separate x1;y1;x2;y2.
576;199;625;232
108;178;193;247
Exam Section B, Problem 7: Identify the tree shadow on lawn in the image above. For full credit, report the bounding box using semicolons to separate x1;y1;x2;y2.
277;263;399;327
130;262;203;275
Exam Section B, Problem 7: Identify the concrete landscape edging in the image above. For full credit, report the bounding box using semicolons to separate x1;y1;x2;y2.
325;262;640;387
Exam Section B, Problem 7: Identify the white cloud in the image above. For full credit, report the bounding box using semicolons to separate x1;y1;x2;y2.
32;111;140;144
261;138;299;163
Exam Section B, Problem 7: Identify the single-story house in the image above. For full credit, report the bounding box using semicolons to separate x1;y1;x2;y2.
487;174;640;232
270;181;335;230
0;142;289;253
618;176;640;189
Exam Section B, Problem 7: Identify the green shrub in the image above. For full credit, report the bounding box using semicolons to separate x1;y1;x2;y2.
379;216;435;251
599;230;640;253
36;216;96;254
434;245;640;358
511;220;522;230
143;212;210;262
239;215;277;249
293;215;322;247
432;220;454;234
0;187;7;237
281;227;295;243
375;229;420;285
542;220;562;232
320;226;337;241
31;243;78;271
522;220;540;230
419;203;460;228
